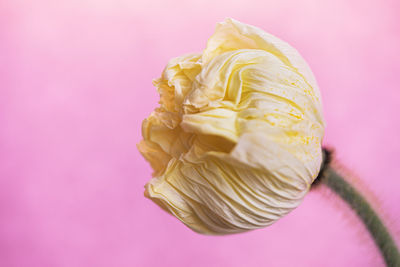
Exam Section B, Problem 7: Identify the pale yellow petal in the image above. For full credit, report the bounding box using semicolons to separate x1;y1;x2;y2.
139;19;325;235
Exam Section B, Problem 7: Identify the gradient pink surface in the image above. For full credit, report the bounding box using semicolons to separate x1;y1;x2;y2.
1;0;399;266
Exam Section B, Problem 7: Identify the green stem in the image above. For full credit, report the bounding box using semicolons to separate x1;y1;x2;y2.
321;166;400;267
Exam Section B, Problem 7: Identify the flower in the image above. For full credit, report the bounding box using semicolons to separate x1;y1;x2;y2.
137;18;325;235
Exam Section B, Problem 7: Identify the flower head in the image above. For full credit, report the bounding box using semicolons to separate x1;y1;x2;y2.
138;18;325;235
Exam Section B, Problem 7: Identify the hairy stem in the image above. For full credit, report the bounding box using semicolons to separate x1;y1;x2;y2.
319;164;400;266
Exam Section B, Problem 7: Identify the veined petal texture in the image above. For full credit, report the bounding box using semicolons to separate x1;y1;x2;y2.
138;18;325;235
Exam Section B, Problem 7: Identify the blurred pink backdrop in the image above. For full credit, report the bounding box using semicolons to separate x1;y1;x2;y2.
1;0;399;266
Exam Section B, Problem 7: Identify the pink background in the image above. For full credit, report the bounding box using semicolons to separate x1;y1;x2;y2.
1;0;399;266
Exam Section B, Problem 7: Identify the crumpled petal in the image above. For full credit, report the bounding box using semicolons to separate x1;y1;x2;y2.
138;18;325;235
